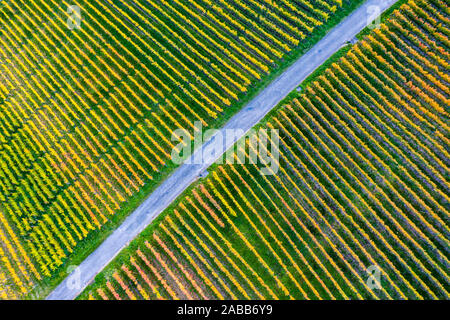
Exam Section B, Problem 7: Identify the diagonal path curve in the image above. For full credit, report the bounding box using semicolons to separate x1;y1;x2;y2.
47;0;398;300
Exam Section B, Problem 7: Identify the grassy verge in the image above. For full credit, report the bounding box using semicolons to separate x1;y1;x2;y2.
356;0;407;39
31;0;370;300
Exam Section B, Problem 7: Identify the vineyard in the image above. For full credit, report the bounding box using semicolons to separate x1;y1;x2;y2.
81;0;449;300
0;0;354;299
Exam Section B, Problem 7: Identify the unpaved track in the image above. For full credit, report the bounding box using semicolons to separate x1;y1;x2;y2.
47;0;398;300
